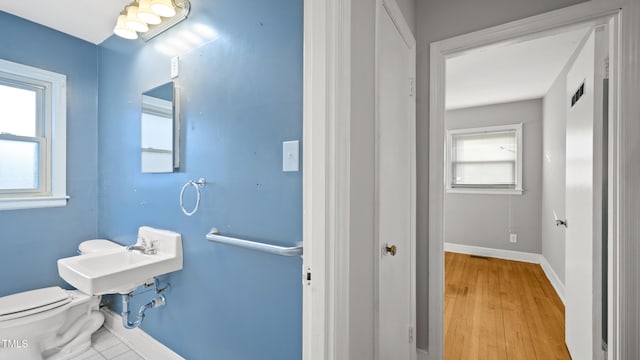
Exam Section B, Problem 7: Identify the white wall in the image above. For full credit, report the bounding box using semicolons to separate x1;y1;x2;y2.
541;59;569;285
445;99;543;253
540;32;589;288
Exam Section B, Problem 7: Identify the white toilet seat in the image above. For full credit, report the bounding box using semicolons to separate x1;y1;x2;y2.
78;239;122;254
0;286;71;322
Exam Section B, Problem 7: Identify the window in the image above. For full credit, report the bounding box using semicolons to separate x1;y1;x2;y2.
446;124;523;194
0;59;67;210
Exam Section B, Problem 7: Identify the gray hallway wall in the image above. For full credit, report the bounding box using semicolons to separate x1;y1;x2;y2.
445;99;543;254
395;0;416;34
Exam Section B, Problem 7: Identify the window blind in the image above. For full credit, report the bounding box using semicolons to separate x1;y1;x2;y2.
450;130;517;188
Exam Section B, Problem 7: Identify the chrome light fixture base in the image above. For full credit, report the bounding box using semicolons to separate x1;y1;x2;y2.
141;0;191;42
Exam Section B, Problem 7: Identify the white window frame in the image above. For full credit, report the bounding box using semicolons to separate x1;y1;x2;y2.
0;59;67;210
445;123;523;195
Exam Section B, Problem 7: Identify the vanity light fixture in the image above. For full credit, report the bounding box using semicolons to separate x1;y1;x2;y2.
114;14;139;40
113;0;191;41
125;6;149;33
137;0;162;25
151;0;177;17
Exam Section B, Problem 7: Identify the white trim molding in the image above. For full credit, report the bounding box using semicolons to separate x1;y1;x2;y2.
0;58;67;211
417;348;429;360
430;2;630;359
101;309;184;360
444;243;565;304
302;0;352;359
444;242;540;263
540;255;566;304
0;195;69;211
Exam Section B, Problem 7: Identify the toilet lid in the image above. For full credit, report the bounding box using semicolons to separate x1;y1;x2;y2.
78;239;121;254
0;287;71;321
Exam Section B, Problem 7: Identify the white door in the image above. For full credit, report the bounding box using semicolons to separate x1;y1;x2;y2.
565;26;608;360
376;1;416;359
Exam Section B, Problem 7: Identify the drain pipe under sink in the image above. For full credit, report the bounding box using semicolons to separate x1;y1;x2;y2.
121;278;168;329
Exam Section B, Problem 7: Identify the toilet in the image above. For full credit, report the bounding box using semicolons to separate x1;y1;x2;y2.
0;239;122;360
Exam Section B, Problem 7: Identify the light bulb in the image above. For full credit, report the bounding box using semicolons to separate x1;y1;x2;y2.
151;0;176;17
114;14;138;39
125;6;149;33
137;0;162;25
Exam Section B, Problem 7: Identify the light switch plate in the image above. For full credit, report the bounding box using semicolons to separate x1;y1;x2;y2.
283;140;299;172
171;56;180;78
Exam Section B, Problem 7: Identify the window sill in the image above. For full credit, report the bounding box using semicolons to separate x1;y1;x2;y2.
0;195;69;211
446;188;523;195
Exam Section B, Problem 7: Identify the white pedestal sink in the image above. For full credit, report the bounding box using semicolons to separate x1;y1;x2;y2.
58;226;183;295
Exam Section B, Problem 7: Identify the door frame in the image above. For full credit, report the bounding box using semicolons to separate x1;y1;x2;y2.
302;0;352;359
428;1;635;359
302;0;417;359
374;0;417;359
303;0;640;359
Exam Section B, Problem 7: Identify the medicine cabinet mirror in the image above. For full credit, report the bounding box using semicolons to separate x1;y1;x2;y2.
141;81;180;173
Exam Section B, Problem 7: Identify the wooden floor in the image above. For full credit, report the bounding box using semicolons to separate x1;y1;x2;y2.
445;252;571;360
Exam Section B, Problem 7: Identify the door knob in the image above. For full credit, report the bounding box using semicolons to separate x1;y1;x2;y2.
384;244;397;256
553;211;568;228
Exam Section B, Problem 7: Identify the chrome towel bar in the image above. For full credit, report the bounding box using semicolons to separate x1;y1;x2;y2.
205;228;303;257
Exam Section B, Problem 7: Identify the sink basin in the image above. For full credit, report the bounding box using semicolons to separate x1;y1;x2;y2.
58;226;183;295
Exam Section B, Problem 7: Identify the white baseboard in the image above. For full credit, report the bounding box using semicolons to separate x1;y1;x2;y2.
417;348;429;360
444;242;540;263
539;256;566;304
101;308;185;360
444;242;565;304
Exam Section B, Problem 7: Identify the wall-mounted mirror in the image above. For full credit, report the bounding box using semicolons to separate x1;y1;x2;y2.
141;82;180;173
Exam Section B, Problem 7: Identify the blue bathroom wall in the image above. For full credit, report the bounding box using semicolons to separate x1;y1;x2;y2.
97;0;303;359
0;12;99;296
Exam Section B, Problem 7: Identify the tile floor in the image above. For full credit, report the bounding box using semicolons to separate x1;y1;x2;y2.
70;327;144;360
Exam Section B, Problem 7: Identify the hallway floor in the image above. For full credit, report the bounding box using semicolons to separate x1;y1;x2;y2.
445;252;570;360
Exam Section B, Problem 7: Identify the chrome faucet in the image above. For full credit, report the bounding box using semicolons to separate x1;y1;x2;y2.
126;236;158;255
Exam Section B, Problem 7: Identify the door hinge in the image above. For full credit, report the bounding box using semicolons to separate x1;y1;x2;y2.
409;78;415;97
408;326;415;343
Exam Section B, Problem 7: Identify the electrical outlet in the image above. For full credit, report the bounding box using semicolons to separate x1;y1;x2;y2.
509;233;518;243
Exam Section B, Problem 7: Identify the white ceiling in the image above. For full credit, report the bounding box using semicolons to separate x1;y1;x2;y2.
0;4;592;98
446;27;590;110
1;0;131;44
